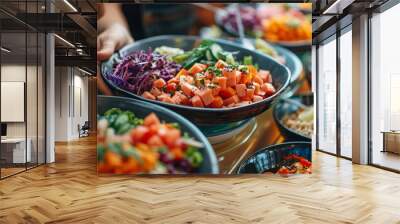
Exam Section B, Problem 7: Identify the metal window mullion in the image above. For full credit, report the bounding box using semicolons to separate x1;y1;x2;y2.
336;27;341;157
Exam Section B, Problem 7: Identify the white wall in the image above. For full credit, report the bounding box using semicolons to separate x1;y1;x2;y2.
54;66;89;141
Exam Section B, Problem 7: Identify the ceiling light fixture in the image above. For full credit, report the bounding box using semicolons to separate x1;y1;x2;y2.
54;34;75;48
1;47;11;53
63;0;78;12
78;67;93;76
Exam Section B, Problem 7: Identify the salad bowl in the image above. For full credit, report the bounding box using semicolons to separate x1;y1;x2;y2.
101;35;291;125
98;95;219;174
236;142;311;174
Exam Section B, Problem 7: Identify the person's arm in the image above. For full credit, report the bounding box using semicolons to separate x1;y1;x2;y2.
97;4;133;95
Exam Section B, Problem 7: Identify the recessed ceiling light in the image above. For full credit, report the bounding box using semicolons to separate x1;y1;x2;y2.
1;47;11;53
54;34;75;48
63;0;78;12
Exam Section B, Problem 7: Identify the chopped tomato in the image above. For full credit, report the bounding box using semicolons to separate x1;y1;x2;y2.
165;82;177;93
144;113;160;126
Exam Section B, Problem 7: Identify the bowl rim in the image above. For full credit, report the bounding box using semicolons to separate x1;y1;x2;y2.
235;141;312;174
272;93;313;140
101;35;291;113
97;95;219;174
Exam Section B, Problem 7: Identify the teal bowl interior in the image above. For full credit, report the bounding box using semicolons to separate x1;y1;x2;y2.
101;35;291;126
97;95;219;174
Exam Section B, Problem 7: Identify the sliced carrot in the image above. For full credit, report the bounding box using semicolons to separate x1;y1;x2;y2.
189;63;207;74
215;59;227;69
219;87;236;99
191;95;204;107
235;84;247;97
210;96;224;108
198;88;214;106
142;91;156;100
153;78;166;88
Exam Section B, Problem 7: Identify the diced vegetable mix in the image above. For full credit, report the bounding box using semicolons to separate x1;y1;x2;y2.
97;109;204;174
106;40;278;108
274;154;311;175
221;4;311;42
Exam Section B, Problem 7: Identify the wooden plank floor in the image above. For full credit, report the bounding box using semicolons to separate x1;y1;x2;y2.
1;136;400;224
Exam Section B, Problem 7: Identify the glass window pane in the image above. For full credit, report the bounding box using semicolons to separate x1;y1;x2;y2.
371;4;400;171
318;37;337;154
340;29;352;158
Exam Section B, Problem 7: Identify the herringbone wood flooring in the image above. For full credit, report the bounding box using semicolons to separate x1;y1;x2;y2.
1;136;400;224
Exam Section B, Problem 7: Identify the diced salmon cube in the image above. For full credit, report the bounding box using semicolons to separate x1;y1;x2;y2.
223;95;239;106
150;87;162;97
253;75;263;85
235;71;242;83
198;89;214;106
224;69;237;87
261;83;276;96
211;86;221;96
246;88;255;99
258;70;272;83
253;95;264;102
182;82;194;97
219;87;236;99
176;91;190;105
153;78;166;88
189;63;207;74
191;95;204;107
235;84;247;97
144;113;160;126
210;96;224;108
142;91;156;100
217;76;227;89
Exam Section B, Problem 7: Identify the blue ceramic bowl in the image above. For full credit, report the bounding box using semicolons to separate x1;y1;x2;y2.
101;35;291;125
236;142;312;174
273;93;313;142
97;95;219;174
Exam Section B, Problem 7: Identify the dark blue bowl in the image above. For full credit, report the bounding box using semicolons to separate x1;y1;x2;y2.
236;142;312;174
97;95;219;174
273;93;313;142
101;35;291;125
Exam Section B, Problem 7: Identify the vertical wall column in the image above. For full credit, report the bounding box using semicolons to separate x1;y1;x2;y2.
46;33;55;163
311;45;317;151
352;14;369;164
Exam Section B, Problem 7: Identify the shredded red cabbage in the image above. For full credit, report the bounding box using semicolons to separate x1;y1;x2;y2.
107;49;182;95
221;6;261;34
